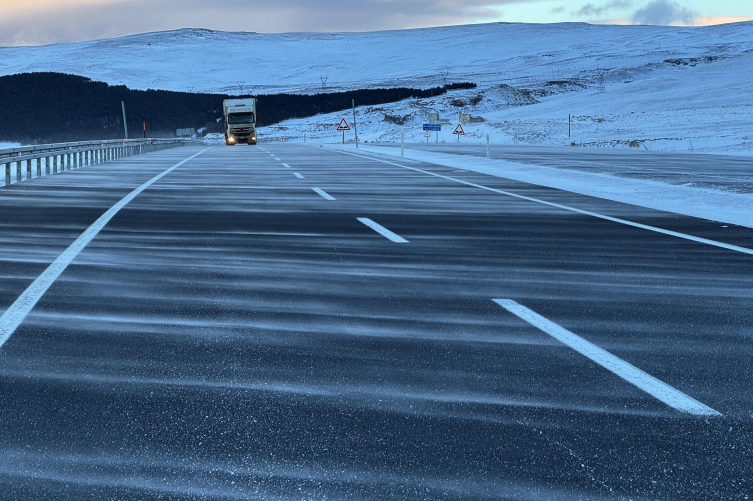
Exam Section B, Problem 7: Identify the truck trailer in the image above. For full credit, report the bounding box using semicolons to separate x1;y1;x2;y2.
223;98;257;145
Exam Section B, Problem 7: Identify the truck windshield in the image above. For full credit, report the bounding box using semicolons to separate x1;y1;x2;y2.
227;113;255;124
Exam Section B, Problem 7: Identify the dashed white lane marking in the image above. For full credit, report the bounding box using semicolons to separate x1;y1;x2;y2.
493;299;721;416
282;163;292;169
331;149;753;257
294;172;304;179
274;157;282;161
357;218;409;243
312;188;336;200
0;148;210;349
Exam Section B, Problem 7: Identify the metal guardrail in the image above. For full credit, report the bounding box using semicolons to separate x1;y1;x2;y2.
1;138;187;187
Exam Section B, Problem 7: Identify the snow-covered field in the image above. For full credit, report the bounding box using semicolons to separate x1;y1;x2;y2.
0;142;21;150
1;22;752;154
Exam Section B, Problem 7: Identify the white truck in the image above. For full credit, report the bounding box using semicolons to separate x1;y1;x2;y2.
223;98;257;145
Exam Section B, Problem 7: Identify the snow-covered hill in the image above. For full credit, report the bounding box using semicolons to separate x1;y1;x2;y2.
2;22;752;154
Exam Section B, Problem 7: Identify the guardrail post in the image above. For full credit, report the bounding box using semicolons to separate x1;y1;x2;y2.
16;161;22;182
5;163;10;186
36;158;41;178
27;159;32;180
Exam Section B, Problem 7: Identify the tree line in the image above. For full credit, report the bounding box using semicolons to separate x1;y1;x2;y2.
0;72;475;144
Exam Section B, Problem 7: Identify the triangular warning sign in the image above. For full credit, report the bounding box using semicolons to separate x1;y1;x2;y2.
452;124;465;135
424;131;432;137
337;119;350;131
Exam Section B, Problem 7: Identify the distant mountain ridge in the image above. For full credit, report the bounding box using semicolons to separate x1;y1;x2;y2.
1;22;751;95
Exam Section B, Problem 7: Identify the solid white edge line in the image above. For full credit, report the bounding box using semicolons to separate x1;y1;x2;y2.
0;148;211;349
357;218;409;243
312;188;336;200
294;172;304;179
493;299;721;416
329;148;753;257
282;163;292;169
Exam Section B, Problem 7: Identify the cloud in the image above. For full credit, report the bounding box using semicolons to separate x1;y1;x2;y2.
0;0;540;46
575;1;632;18
549;6;566;14
631;0;699;25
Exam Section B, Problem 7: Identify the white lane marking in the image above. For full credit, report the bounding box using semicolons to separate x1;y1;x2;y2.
274;157;282;161
282;163;292;169
493;299;721;416
331;149;753;257
357;218;409;243
294;172;304;179
312;188;336;200
0;148;210;349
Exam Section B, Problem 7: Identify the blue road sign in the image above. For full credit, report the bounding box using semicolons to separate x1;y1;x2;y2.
423;124;441;131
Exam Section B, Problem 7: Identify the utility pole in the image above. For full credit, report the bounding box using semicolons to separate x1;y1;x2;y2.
121;102;129;139
352;99;358;149
142;114;146;139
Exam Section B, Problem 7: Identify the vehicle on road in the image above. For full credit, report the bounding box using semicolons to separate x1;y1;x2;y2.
223;98;257;145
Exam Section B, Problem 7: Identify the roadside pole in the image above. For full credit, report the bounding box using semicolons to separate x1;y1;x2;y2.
486;134;490;158
569;114;571;138
121;102;128;139
352;99;358;149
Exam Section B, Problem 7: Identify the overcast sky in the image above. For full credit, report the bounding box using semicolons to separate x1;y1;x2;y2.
1;0;751;46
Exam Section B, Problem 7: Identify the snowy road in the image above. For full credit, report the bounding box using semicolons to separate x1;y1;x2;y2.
377;143;753;194
0;144;751;499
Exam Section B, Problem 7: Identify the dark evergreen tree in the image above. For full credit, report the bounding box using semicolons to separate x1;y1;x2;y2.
0;72;475;144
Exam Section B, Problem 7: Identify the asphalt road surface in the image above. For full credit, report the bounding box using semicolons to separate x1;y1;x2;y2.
382;143;753;194
0;144;751;500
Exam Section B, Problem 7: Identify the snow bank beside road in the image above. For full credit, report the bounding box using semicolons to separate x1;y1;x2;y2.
334;144;753;229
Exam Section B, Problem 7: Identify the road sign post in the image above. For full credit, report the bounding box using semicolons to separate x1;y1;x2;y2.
424;131;431;143
453;123;465;142
423;123;441;144
337;119;350;144
352;99;358;149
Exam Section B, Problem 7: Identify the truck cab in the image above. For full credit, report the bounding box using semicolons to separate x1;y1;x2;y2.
223;98;257;145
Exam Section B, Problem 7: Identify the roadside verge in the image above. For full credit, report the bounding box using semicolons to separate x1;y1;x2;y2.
330;144;753;229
